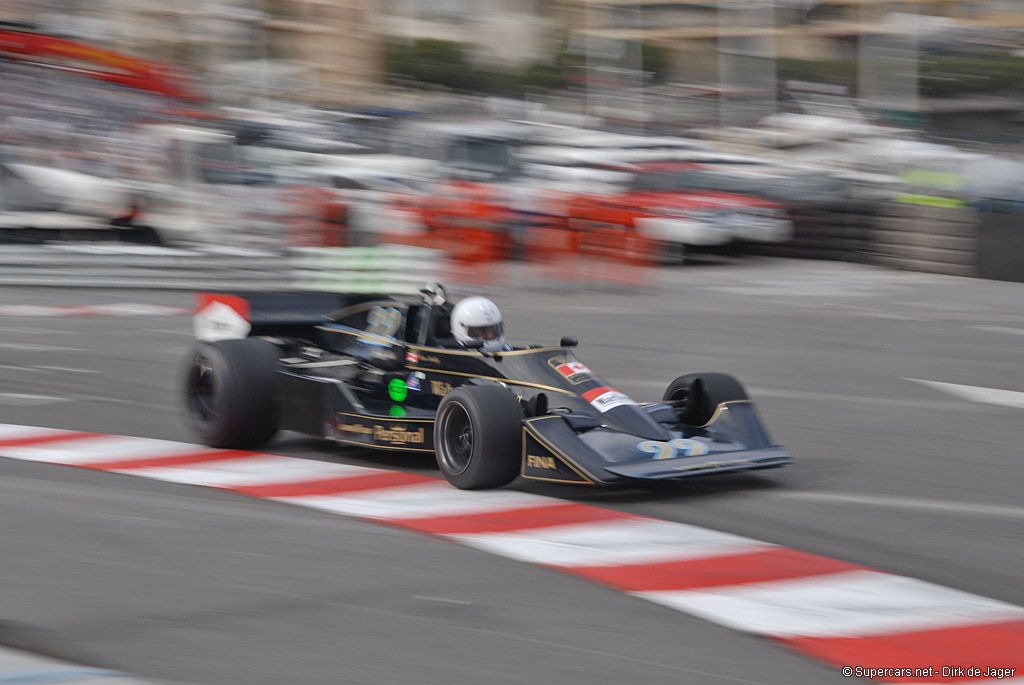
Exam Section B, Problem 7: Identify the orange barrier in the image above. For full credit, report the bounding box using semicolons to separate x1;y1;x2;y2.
384;223;510;288
375;210;662;291
520;227;582;286
285;187;347;247
577;226;662;288
440;226;510;287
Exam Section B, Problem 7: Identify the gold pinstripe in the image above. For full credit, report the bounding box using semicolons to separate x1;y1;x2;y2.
520;416;603;485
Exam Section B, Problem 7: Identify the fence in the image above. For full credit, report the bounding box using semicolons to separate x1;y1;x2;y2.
0;244;443;293
1;197;1013;291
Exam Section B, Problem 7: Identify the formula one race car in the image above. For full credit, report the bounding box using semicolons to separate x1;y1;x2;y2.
183;284;792;489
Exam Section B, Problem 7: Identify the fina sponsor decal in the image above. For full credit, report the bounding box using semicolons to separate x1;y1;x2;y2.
527;454;557;470
581;386;637;413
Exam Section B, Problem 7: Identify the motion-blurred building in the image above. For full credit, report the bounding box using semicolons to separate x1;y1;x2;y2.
261;0;381;106
552;0;1024;128
554;0;1024;83
4;0;381;107
7;0;1024;111
379;0;556;68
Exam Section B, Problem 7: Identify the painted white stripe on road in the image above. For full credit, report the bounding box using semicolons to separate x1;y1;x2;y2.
970;325;1024;336
449;518;771;568
0;304;187;317
0;436;208;465
276;483;554;521
0;364;101;375
0;326;68;334
633;569;1024;639
77;304;187;316
908;378;1024;410
775;491;1024;520
31;366;103;374
749;386;982;411
123;457;375;487
0;393;71;406
0;365;47;373
0;343;84;352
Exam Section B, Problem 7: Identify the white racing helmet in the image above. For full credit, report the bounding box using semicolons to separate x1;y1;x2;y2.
451;296;505;352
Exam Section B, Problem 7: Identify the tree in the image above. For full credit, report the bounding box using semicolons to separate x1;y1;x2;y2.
385;39;477;92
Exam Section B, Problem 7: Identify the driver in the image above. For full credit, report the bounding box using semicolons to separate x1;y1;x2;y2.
451;296;510;352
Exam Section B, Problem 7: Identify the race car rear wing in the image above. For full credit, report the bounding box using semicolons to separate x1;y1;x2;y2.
193;292;356;341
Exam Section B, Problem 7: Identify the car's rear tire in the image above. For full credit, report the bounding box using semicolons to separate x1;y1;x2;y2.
434;385;523;489
663;372;748;426
184;338;281;448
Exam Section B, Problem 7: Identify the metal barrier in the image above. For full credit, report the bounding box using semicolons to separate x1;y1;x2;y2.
975;201;1024;283
0;205;999;292
0;244;443;293
752;190;983;278
291;245;442;293
871;203;978;277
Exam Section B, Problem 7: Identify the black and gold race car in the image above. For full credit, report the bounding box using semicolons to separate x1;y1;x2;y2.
184;284;792;489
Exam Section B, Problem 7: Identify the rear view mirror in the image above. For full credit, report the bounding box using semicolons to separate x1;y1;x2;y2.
461;339;485;350
560;336;578;348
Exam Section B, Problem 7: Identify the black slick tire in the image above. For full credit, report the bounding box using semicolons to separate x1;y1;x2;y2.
663;372;748;426
434;384;523;490
184;338;281;448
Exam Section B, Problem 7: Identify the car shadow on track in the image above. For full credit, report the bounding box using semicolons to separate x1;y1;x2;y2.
268;434;790;506
513;472;790;506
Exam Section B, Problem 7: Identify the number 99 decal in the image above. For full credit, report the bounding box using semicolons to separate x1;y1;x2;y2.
637;438;710;461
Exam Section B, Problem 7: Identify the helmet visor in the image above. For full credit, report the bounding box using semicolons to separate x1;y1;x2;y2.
466;322;504;341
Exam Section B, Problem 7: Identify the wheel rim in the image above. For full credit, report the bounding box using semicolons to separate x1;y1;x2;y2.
667;385;690;404
668;381;700;423
187;352;218;428
436;400;473;476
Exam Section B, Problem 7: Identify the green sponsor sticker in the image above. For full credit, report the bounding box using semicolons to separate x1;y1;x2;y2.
388;378;408;402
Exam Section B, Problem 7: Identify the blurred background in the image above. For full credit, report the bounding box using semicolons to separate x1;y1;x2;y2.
3;0;1024;287
2;5;1024;683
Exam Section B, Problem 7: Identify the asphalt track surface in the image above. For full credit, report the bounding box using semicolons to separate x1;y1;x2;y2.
0;258;1021;684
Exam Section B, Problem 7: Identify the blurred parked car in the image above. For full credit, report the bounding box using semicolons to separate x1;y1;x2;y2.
567;161;794;259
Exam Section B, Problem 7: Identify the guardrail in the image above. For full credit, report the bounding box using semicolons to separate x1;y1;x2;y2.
0;200;1007;291
0;244;444;293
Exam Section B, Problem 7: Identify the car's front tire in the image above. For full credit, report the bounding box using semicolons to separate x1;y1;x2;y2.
434;385;523;489
184;338;281;448
663;372;748;426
